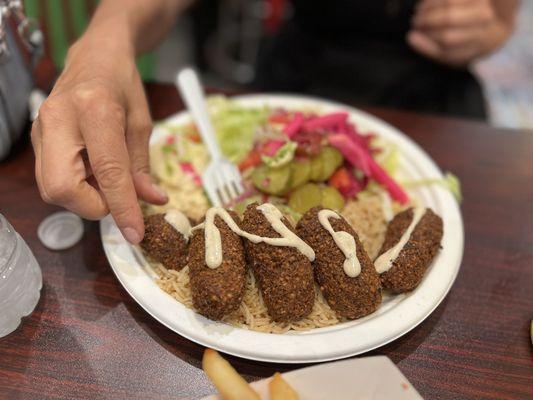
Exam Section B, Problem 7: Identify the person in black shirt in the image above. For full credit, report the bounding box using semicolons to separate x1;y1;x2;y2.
254;0;519;119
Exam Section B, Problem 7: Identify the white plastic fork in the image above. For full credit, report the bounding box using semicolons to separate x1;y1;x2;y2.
176;68;244;207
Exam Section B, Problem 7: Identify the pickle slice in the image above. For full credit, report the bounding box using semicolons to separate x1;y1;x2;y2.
251;164;291;195
321;186;345;211
309;155;324;182
288;183;323;214
289;159;311;189
316;146;343;181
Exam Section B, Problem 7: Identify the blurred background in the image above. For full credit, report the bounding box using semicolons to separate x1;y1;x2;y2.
24;0;533;129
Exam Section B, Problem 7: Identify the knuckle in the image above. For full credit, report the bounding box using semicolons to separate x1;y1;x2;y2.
73;85;125;125
97;102;125;126
110;206;132;224
139;119;153;136
94;158;127;190
130;153;149;173
42;178;75;204
37;99;54;117
130;118;153;137
37;99;61;130
72;83;109;106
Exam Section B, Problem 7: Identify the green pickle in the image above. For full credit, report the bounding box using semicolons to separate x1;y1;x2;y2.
289;159;311;189
316;146;343;181
309;156;324;181
288;183;323;214
308;147;343;182
321;186;345;211
251;164;291;195
288;183;345;214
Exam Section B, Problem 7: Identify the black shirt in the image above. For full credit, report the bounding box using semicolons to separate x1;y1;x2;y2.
254;0;486;119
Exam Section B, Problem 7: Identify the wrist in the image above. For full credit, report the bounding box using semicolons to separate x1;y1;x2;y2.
67;16;135;65
71;34;134;61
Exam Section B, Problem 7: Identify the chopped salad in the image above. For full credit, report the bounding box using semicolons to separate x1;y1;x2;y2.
154;96;460;220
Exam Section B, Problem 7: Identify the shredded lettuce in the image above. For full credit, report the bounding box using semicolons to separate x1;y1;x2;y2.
207;96;269;163
154;122;182;136
178;139;209;173
401;172;462;202
261;141;297;168
378;143;400;177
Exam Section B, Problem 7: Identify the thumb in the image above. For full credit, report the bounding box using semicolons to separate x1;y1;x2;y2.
407;30;442;61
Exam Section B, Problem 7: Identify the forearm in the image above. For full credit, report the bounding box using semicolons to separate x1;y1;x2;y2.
83;0;191;56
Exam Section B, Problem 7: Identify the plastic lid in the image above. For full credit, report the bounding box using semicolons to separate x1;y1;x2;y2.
37;212;84;251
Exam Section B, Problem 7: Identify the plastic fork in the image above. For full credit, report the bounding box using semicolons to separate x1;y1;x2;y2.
176;68;244;207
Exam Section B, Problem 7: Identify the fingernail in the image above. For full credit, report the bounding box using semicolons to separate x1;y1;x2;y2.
123;227;142;244
152;183;168;200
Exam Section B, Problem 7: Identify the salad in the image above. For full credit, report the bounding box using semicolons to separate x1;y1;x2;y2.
151;96;460;222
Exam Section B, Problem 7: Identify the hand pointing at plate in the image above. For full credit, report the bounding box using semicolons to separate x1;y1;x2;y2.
31;0;519;245
31;0;188;243
408;0;517;66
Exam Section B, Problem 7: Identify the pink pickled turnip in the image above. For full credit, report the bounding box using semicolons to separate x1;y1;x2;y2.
328;133;409;204
180;162;202;186
282;112;304;138
304;112;348;131
328;134;372;176
368;160;409;204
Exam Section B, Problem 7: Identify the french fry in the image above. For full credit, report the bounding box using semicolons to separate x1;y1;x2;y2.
269;372;299;400
202;349;260;400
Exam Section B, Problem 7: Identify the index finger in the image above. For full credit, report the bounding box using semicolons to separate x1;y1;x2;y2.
76;88;144;244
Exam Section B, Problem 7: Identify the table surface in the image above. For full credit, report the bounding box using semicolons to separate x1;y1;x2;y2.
0;83;532;400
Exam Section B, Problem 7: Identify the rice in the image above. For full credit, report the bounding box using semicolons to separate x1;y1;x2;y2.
341;195;401;260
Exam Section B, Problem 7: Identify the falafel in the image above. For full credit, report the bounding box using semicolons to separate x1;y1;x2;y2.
297;206;382;319
188;210;247;320
376;207;443;293
141;213;189;270
241;203;315;322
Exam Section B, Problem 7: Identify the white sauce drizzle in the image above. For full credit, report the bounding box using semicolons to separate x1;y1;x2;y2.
203;204;315;269
380;190;394;223
374;207;426;274
318;209;361;277
164;210;192;241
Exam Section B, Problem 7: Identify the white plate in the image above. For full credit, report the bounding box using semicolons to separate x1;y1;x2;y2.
201;356;423;400
100;94;464;363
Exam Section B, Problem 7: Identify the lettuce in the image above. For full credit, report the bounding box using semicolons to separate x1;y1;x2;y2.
208;96;269;163
261;141;297;168
401;172;462;202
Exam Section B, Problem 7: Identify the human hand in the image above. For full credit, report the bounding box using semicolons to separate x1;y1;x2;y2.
408;0;515;66
31;33;167;244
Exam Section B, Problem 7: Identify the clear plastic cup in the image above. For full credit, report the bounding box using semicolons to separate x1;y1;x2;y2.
0;213;42;337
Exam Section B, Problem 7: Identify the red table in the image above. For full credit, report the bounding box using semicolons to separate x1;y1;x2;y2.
0;83;532;399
